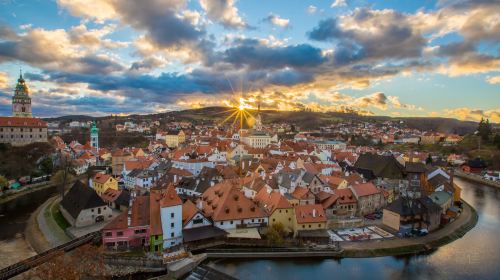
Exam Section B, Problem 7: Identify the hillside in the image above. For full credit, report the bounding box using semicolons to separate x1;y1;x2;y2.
43;106;495;135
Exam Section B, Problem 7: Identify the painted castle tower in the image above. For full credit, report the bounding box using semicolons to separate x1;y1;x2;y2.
12;71;32;118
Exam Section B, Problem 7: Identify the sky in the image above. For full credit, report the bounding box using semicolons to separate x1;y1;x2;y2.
0;0;498;122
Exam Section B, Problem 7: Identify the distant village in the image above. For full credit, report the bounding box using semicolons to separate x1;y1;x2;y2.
0;75;496;261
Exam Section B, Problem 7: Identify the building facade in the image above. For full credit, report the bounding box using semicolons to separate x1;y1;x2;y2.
0;74;47;146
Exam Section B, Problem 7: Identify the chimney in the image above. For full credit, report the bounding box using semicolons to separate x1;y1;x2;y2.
242;160;245;170
197;200;203;210
174;174;177;183
312;208;316;218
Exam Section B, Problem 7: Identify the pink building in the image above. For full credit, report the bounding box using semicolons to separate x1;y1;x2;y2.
102;196;150;250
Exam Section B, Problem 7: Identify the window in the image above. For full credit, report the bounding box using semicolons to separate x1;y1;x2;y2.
171;213;174;218
309;225;311;228
170;232;174;238
230;221;233;224
171;222;174;228
318;224;321;228
272;218;275;222
220;221;224;225
105;232;112;237
117;231;123;236
193;218;203;224
302;225;305;228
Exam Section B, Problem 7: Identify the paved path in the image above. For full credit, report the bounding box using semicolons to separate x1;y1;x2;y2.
341;201;474;252
36;196;71;248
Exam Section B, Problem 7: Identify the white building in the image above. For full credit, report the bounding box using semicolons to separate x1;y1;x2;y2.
160;185;183;249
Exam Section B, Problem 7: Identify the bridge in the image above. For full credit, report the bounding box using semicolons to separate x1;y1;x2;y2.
0;231;101;280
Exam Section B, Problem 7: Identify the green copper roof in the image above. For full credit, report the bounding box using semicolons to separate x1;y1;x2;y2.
90;121;99;133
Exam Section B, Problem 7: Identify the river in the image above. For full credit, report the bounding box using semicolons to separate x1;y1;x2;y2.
0;186;57;269
211;178;500;280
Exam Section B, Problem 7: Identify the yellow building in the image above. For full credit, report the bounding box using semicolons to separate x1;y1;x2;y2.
255;190;294;233
292;204;327;237
92;173;118;196
165;130;186;148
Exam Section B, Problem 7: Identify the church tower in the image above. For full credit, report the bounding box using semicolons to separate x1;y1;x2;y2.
90;121;99;151
254;99;263;131
12;71;32;118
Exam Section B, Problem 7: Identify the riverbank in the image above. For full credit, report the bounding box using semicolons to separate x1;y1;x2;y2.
340;200;477;257
0;183;55;206
203;200;477;260
455;170;500;189
25;196;56;253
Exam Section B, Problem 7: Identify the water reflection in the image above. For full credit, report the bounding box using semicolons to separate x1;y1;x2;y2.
213;178;500;280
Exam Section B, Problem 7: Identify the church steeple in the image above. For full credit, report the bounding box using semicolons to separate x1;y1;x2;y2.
12;70;32;118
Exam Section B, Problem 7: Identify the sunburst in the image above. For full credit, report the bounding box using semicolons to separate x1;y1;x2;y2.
219;77;256;130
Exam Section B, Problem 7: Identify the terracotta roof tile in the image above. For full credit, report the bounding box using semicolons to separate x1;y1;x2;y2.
200;180;266;221
294;204;326;224
0;117;47;127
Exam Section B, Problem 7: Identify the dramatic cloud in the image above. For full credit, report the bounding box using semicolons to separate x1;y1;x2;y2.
199;0;246;29
486;76;500;84
0;26;125;74
0;72;8;89
57;0;117;22
222;39;326;70
308;8;427;60
444;108;500;123
0;0;497;117
263;14;290;28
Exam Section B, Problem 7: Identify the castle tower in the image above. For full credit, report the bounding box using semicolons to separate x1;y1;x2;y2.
90;121;99;151
12;71;32;118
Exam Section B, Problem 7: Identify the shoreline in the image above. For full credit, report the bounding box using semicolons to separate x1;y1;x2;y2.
454;171;500;189
0;183;56;206
323;200;476;258
206;200;478;260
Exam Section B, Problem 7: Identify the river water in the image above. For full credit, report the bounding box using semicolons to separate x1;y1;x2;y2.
211;178;500;280
0;186;57;268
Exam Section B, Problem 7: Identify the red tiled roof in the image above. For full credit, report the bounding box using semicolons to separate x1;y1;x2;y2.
150;190;163;235
0;117;47;127
291;187;309;200
321;193;339;209
334;188;357;205
350;182;380;197
124;160;152;171
294;204;326;224
200;180;266;221
103;196;150;230
254;189;292;214
160;184;182;207
182;200;200;226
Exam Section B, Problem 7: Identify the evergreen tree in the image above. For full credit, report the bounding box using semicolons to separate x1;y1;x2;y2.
477;118;492;142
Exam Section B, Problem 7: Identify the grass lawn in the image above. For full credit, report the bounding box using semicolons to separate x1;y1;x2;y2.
50;201;71;231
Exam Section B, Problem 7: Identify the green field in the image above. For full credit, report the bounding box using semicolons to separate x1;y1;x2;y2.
50;201;71;231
